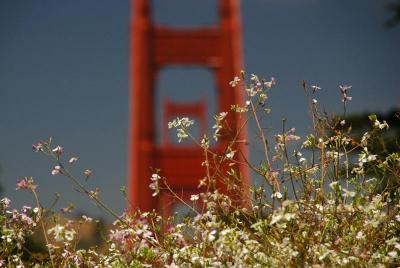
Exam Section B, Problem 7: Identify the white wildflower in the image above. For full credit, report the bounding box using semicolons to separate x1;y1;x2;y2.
51;165;61;175
48;224;65;242
388;251;398;259
342;188;356;198
329;181;341;191
270;214;283;225
64;229;76;241
299;157;306;164
52;145;63;156
149;173;161;196
226;149;235;160
84;169;92;177
213;112;228;141
190;194;199;201
168;117;195;142
229;76;240;87
374;119;389;130
264;77;276;89
68;157;79;163
208;230;217;242
271;192;283;199
82;215;93;223
311;85;321;93
356;231;365;240
200;135;209;150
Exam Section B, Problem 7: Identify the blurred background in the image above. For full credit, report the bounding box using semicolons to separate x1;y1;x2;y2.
1;0;399;222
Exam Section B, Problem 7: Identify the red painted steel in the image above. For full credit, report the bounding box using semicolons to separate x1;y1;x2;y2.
129;0;249;214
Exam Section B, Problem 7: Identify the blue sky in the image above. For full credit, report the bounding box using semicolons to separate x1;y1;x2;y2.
0;0;399;221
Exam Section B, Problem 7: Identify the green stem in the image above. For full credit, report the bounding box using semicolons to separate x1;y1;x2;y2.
31;189;55;268
48;152;128;226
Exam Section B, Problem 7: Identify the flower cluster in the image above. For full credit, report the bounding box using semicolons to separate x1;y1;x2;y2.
212;112;228;141
244;74;275;106
168;117;194;142
1;198;39;255
339;84;352;103
1;73;399;267
149;173;161;196
15;177;37;191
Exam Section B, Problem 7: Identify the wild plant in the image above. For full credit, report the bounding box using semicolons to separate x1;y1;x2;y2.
1;72;399;267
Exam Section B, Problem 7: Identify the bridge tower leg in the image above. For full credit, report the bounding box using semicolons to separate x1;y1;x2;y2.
129;0;249;214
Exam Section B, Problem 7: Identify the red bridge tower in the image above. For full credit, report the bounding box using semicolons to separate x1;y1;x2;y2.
129;0;248;215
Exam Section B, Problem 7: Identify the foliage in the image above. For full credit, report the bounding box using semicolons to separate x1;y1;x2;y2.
1;72;399;267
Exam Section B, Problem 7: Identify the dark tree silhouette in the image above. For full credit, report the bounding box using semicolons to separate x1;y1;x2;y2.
385;0;400;28
0;164;3;196
339;108;400;197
